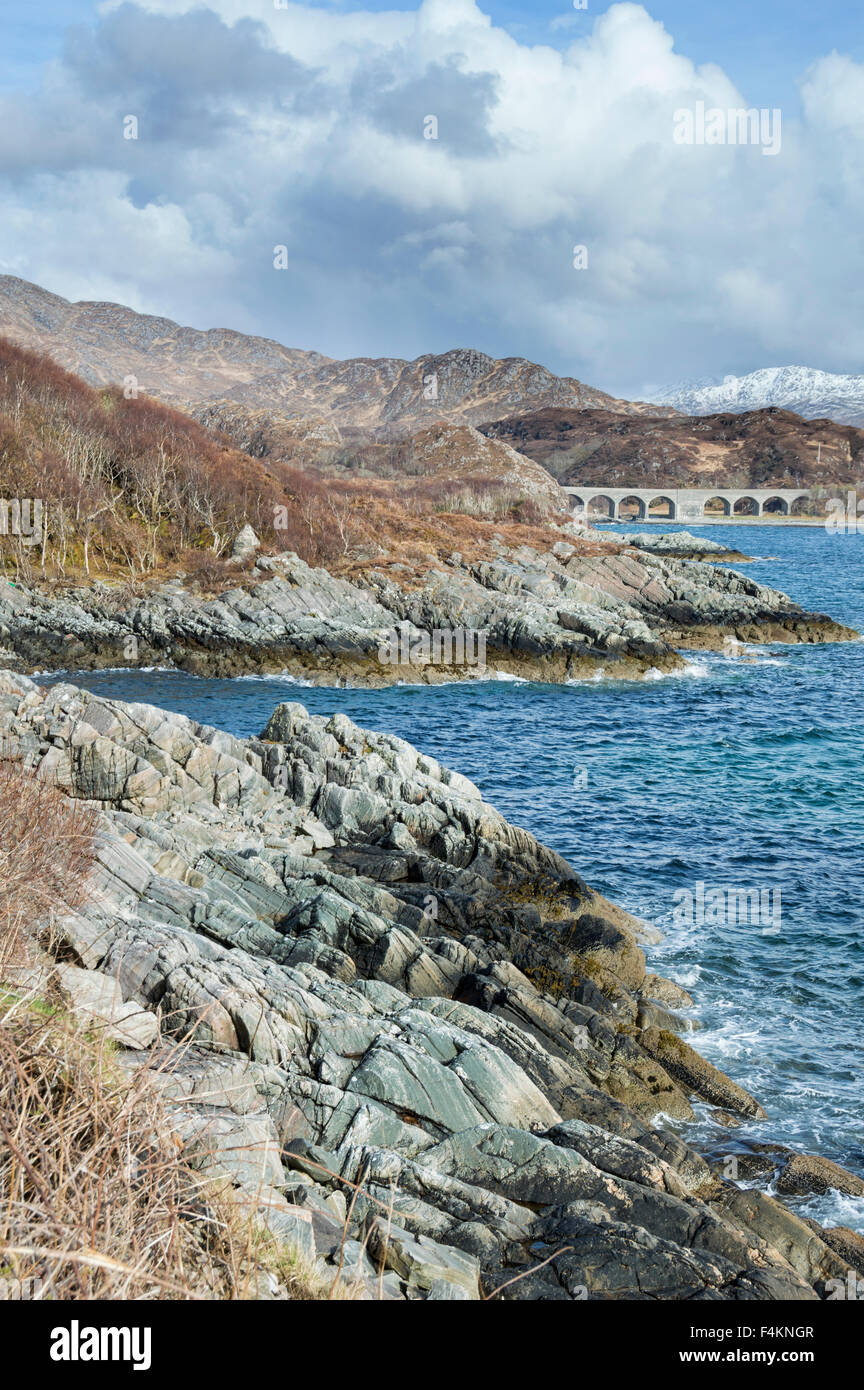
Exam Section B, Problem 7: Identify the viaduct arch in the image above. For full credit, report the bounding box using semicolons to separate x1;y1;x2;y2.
563;487;811;521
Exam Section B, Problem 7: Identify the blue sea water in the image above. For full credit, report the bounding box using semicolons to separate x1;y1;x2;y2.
41;524;864;1231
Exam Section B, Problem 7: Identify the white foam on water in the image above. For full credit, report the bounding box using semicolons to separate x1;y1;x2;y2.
695;1020;763;1061
652;659;712;679
395;669;529;688
236;671;318;687
568;661;712;685
760;1183;864;1237
669;966;701;988
717;639;791;667
34;665;174;677
566;668;607;685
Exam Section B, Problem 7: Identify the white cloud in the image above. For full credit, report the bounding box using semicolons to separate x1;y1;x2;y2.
0;0;862;395
802;52;864;132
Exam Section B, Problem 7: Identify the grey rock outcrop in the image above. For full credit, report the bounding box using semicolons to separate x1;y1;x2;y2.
618;531;751;562
1;670;859;1300
230;525;261;563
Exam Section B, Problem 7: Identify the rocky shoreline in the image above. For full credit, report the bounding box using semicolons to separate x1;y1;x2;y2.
0;536;855;686
617;531;754;563
2;670;862;1300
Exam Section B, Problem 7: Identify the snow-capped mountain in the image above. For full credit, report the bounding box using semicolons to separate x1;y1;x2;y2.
654;366;864;427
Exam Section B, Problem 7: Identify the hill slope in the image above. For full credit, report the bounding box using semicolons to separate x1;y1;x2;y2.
0;276;670;430
480;405;864;489
0;336;569;582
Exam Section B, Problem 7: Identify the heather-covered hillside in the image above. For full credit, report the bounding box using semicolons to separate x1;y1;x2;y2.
481;406;864;492
0;339;569;583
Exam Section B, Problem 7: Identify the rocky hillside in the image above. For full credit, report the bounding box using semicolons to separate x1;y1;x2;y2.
656;366;864;428
480;406;864;489
360;421;568;515
0;276;670;430
195;402;345;462
2;671;861;1300
194;403;568;515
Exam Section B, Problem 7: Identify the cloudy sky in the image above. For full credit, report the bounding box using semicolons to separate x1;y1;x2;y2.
1;0;862;397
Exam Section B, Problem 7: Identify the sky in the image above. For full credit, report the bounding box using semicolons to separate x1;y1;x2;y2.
0;0;862;397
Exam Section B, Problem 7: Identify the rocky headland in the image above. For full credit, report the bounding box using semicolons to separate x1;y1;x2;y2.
0;536;854;685
617;531;753;563
2;670;862;1301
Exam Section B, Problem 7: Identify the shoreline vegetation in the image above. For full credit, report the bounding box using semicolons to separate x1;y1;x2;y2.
1;673;863;1301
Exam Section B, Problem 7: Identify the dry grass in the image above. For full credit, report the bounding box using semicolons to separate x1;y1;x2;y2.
0;987;374;1299
1;991;215;1299
0;983;401;1299
0;753;98;977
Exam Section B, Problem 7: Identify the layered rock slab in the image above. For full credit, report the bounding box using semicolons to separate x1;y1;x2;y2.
0;670;857;1300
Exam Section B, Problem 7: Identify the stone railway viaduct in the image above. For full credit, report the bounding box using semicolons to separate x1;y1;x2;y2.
563;486;811;521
